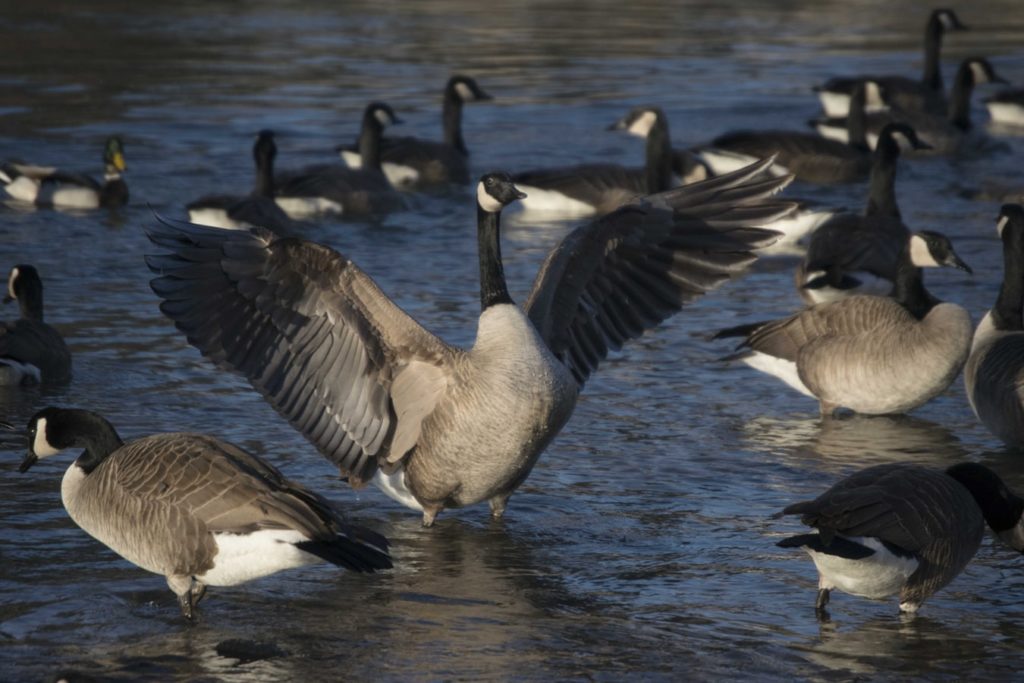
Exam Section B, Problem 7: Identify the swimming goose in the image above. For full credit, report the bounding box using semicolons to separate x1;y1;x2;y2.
186;130;298;232
716;231;972;417
1;265;71;385
812;58;1008;155
796;123;930;304
777;461;1024;615
11;407;391;620
339;75;492;188
694;81;882;184
274;103;404;218
814;8;968;117
1;137;128;210
511;106;678;218
985;88;1024;128
965;205;1024;447
147;162;794;526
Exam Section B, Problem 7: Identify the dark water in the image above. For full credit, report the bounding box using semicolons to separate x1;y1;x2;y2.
2;0;1024;680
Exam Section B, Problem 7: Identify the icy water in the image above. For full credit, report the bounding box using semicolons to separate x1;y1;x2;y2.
2;0;1024;680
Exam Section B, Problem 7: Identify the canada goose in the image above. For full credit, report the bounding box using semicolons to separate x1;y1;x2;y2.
694;82;882;184
1;265;71;385
0;137;127;210
339;75;492;188
11;407;392;620
796;123;931;304
777;461;1024;615
511;106;677;218
147;162;794;526
274;102;404;218
186;130;299;232
985;88;1024;128
965;205;1024;448
814;8;968;117
811;58;1008;156
716;231;972;417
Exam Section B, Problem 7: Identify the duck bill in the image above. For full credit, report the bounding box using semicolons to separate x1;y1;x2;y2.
112;151;126;172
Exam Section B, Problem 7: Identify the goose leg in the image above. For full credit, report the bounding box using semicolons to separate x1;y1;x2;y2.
489;493;511;520
815;587;831;611
191;581;208;607
422;505;442;528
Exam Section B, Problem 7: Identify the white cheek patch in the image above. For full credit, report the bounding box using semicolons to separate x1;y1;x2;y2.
970;61;989;85
32;417;62;457
454;81;475;101
892;131;913;152
939;11;957;29
7;267;19;300
627;111;657;138
477;182;505;213
864;81;884;108
374;109;394;126
997;215;1010;238
909;234;941;267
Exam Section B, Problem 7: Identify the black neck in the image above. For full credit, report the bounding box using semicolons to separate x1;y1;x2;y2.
947;64;975;131
17;284;44;321
846;88;871;153
993;226;1024;331
922;14;945;91
865;136;902;218
947;463;1024;534
891;246;938;319
359;116;384;170
477;205;512;309
443;90;467;155
67;410;125;474
254;149;275;198
644;115;673;194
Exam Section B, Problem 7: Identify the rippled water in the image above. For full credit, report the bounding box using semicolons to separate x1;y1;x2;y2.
2;0;1024;680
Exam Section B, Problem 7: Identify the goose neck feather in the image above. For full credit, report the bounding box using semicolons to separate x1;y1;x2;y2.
14;278;45;322
891;252;936;320
358;112;385;170
865;136;902;218
922;11;948;92
477;205;512;309
644;113;673;194
443;87;467;155
947;63;977;131
992;221;1024;331
53;410;125;474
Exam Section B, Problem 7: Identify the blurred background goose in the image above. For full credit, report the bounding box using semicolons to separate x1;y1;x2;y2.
13;407;392;620
814;8;968;117
965;205;1024;447
147;163;793;526
777;462;1024;615
985;88;1024;128
716;231;972;417
1;264;71;385
339;75;492;188
0;137;127;210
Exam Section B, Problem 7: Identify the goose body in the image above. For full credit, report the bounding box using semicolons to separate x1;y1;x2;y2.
985;88;1024;128
512;106;677;218
965;205;1024;447
777;461;1024;614
1;137;127;210
0;265;71;385
339;75;492;188
148;162;794;525
15;407;391;619
814;9;968;117
718;231;973;416
275;103;404;218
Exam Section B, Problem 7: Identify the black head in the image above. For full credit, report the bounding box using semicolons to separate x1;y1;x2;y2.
877;123;931;153
908;231;972;273
447;75;492;103
946;463;1024;550
960;57;1007;86
997;204;1024;240
363;102;402;129
253;130;277;164
477;172;526;213
609;106;665;137
4;264;41;304
103;136;126;173
932;8;968;32
19;407;120;474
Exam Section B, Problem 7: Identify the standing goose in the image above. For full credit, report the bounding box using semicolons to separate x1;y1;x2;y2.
1;265;71;385
339;75;492;188
186;130;298;232
511;106;678;218
715;231;973;417
814;8;968;117
796;123;931;304
777;462;1024;615
274;102;404;218
147;161;794;526
1;137;128;210
965;205;1024;447
12;407;392;620
985;88;1024;128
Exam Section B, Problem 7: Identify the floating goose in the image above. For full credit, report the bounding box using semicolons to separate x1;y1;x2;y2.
1;265;71;385
777;461;1024;615
274;102;404;218
0;137;127;210
716;231;972;417
339;75;492;188
511;106;678;218
11;407;391;620
186;130;299;232
148;162;794;526
965;205;1024;447
796;123;930;304
814;8;968;117
985;88;1024;128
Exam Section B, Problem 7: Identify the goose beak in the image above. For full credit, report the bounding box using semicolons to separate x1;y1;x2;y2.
607;118;627;131
18;452;37;473
476;90;493;102
945;253;972;274
913;139;933;151
513;187;527;201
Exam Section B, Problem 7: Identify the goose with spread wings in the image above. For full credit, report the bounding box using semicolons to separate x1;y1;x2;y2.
147;162;793;526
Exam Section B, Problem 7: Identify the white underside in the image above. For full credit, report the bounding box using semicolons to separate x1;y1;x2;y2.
2;176;100;209
997;517;1024;552
818;91;853;118
274;195;344;219
198;529;319;586
187;207;248;230
807;535;919;601
987;102;1024;127
372;468;425;512
758;208;836;255
340;151;420;188
813;123;880;150
0;358;41;385
800;270;892;305
512;184;598;219
742;351;814;397
696;149;790;178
